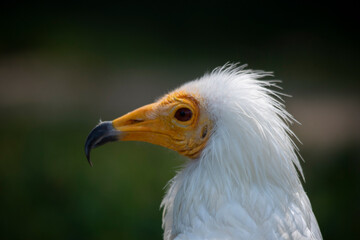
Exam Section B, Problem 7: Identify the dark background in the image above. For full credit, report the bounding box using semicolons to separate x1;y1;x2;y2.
0;1;359;239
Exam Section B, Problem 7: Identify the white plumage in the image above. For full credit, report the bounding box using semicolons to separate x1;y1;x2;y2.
160;64;322;239
85;63;322;240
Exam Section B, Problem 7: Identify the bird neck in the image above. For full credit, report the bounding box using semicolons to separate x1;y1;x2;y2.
161;131;306;239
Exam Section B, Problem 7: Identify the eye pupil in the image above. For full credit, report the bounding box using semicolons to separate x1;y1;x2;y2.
175;108;192;121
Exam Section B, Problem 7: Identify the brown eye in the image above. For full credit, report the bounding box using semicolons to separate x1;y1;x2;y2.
174;108;193;122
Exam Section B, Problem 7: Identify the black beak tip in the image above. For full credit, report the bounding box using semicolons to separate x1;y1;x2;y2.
85;135;94;167
85;146;93;167
88;159;93;167
84;121;118;167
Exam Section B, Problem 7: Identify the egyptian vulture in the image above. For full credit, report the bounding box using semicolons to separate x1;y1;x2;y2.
85;64;322;240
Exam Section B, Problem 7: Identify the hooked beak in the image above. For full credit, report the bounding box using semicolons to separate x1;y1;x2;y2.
84;121;119;166
84;102;181;166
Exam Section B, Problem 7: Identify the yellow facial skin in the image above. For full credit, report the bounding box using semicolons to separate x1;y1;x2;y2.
111;92;212;159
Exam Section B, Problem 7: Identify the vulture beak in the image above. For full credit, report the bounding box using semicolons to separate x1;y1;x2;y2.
84;102;178;166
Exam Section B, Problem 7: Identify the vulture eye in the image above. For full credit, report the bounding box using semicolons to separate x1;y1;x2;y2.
174;108;193;122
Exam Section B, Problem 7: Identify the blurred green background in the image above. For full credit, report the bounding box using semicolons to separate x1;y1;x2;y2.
0;1;359;239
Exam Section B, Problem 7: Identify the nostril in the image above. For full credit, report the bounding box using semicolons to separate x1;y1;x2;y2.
127;119;144;125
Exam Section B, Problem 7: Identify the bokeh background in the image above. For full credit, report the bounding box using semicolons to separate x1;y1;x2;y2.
1;1;359;239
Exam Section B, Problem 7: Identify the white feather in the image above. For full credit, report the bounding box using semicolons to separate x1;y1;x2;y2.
161;64;322;240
